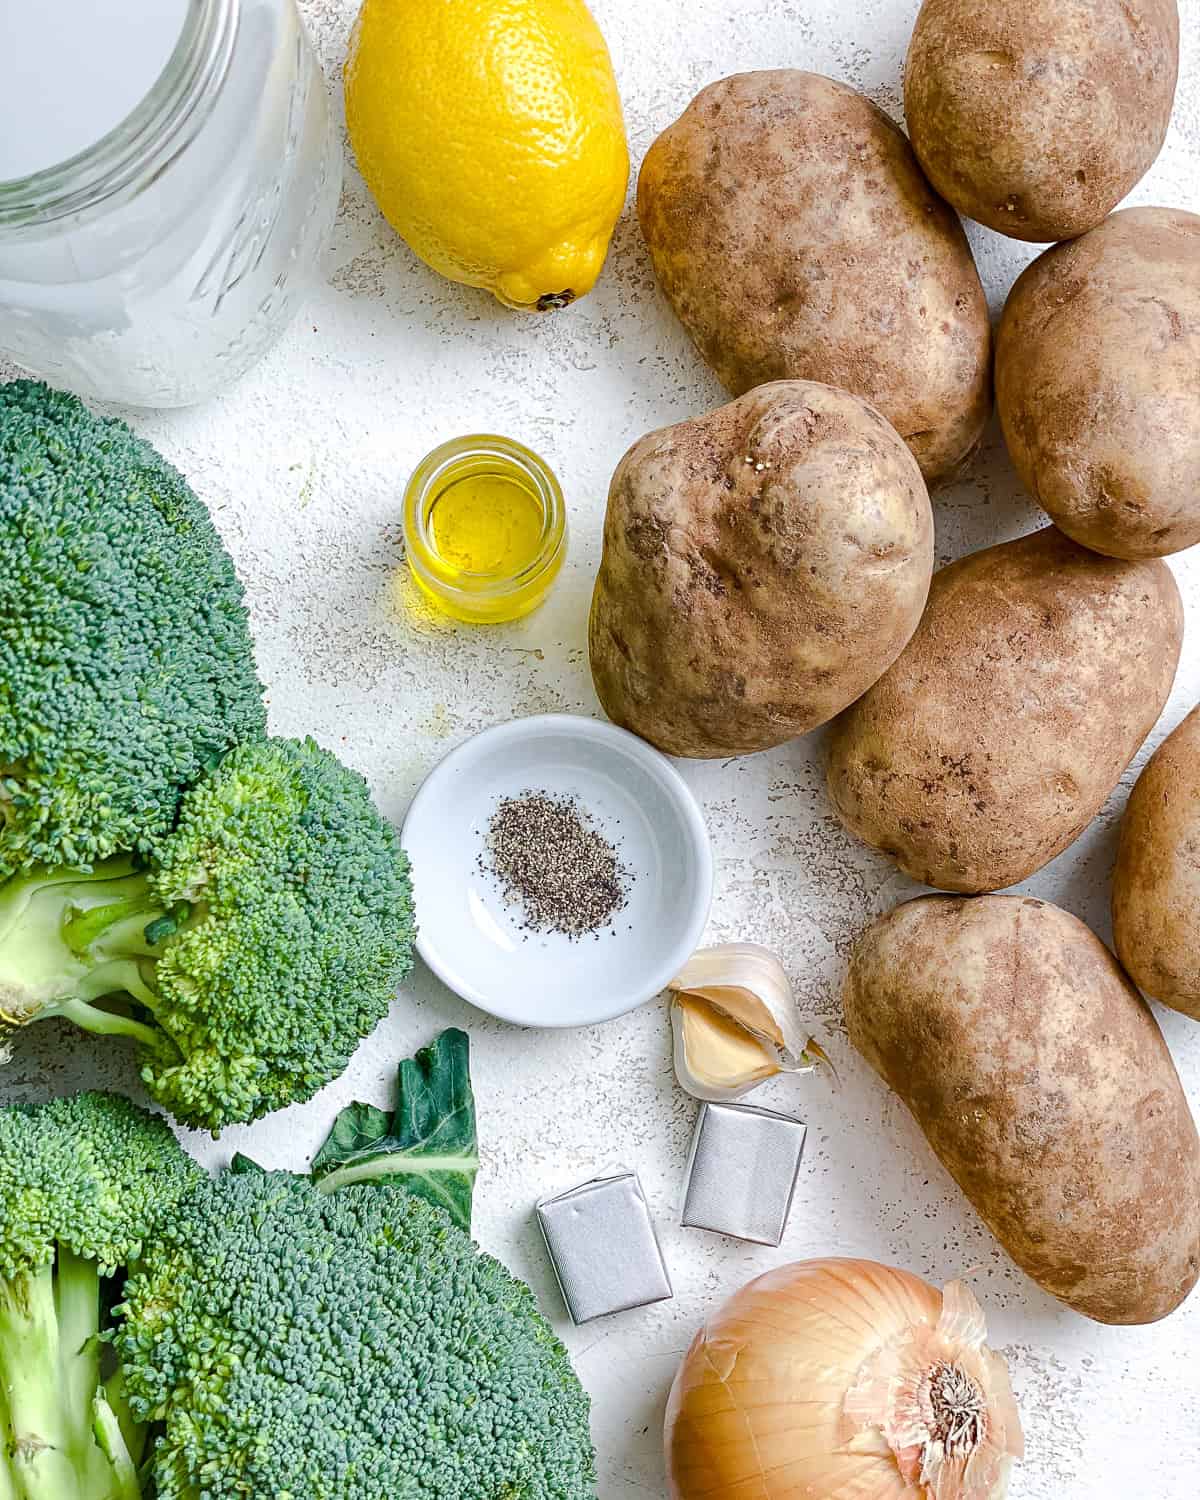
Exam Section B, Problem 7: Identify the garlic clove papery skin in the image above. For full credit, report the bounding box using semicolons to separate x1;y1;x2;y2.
665;1259;1023;1500
670;942;798;1043
668;943;831;1101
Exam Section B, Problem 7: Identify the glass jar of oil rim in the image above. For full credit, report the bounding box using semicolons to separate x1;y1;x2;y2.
403;435;567;624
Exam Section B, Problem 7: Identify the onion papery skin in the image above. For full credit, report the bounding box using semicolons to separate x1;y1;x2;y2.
664;1258;1016;1500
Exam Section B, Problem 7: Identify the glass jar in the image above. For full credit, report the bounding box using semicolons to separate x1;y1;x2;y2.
404;435;568;624
0;0;341;408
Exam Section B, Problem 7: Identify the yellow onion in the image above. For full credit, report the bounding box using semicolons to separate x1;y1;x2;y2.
665;1258;1023;1500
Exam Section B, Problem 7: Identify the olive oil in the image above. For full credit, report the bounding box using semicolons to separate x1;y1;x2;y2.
428;471;545;577
404;436;567;623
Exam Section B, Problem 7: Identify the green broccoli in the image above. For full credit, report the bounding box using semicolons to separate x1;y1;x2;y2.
117;1171;596;1499
0;380;266;880
0;1036;594;1499
0;1091;202;1500
0;735;416;1132
115;1031;596;1500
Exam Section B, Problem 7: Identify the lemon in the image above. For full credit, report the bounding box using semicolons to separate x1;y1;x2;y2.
345;0;629;312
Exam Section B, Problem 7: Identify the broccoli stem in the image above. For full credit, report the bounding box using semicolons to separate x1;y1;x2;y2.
0;1262;85;1496
56;1250;134;1500
52;998;162;1051
95;1368;145;1471
0;1346;17;1500
54;1249;101;1451
90;1396;140;1500
0;858;174;1053
0;1250;148;1500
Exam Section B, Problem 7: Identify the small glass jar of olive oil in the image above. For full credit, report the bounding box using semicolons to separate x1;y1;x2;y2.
403;435;567;623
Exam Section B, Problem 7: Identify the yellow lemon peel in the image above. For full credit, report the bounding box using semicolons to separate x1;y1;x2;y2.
345;0;629;311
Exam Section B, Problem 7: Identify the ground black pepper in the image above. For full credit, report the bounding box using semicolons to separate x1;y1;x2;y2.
479;790;632;939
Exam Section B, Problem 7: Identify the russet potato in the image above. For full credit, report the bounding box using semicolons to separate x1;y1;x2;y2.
845;894;1200;1324
826;527;1182;892
997;208;1200;560
637;71;991;488
905;0;1179;243
1113;705;1200;1020
589;380;933;759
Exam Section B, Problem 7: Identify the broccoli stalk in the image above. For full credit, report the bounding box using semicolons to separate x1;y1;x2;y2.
0;858;176;1049
0;1250;141;1500
0;1093;201;1500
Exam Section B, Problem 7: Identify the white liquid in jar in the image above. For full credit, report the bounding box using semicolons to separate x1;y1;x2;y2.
0;0;188;181
0;0;342;407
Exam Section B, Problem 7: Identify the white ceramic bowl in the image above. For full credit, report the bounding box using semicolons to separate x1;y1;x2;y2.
402;714;713;1027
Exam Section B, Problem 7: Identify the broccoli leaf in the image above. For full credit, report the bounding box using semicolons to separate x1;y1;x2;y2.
229;1154;267;1176
311;1029;479;1231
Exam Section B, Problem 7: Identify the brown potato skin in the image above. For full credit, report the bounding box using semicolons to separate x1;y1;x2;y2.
845;895;1200;1324
997;208;1200;560
589;381;934;759
905;0;1179;243
826;527;1182;892
637;71;992;488
1113;706;1200;1019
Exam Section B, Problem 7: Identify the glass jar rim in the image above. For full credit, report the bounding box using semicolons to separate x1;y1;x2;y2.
0;0;237;229
404;433;567;599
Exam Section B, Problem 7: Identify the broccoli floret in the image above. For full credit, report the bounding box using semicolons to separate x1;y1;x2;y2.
0;736;416;1132
115;1173;596;1500
0;380;266;880
0;1092;201;1500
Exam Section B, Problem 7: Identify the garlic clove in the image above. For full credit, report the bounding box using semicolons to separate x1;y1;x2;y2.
667;943;835;1102
671;992;783;1101
688;983;786;1048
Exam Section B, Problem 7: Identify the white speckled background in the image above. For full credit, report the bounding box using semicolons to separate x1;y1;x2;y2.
4;0;1200;1494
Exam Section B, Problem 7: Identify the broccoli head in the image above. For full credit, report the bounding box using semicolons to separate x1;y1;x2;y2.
116;1170;596;1500
0;735;416;1132
0;380;266;879
0;1091;201;1500
1;1036;593;1499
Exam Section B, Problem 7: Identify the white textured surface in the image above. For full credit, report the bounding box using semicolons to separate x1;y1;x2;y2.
4;0;1200;1495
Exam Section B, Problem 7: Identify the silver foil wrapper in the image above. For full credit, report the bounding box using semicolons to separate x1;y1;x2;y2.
682;1101;807;1245
536;1169;673;1324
